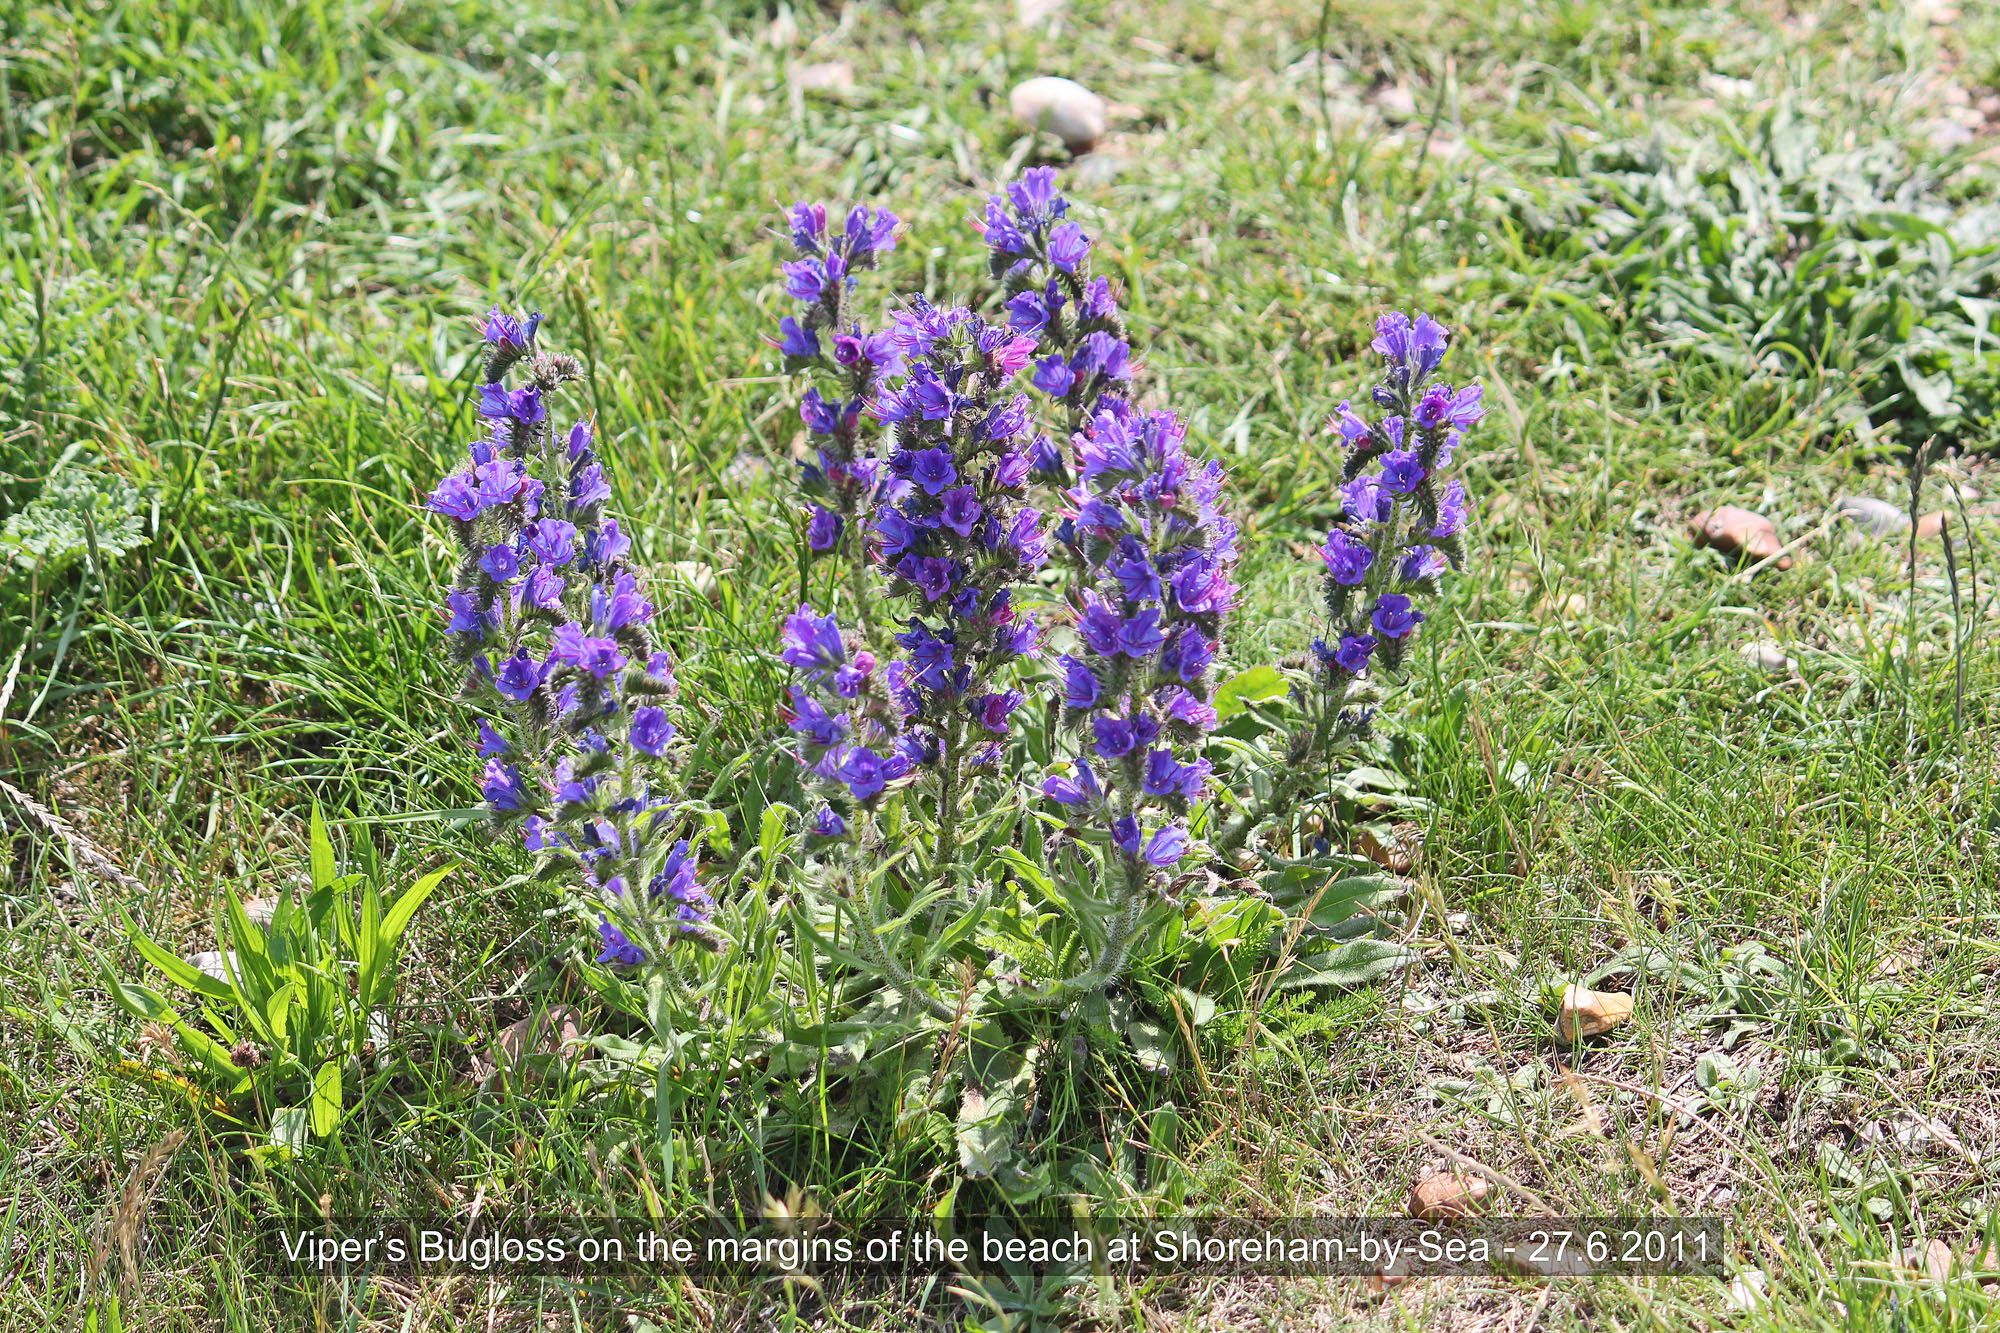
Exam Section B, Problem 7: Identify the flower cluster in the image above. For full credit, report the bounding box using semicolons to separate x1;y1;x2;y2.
1043;398;1238;886
1313;311;1477;682
774;204;902;576
779;604;932;826
426;309;703;966
868;303;1051;765
978;167;1133;453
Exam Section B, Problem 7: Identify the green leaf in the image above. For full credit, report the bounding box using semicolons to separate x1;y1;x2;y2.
309;1060;341;1137
309;804;336;892
269;1105;311;1154
1212;665;1289;720
1272;938;1419;990
122;914;235;1003
1126;1016;1176;1077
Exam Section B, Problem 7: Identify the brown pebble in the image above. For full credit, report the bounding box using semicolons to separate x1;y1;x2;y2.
1690;506;1791;569
1917;511;1947;540
1555;984;1634;1044
1408;1171;1490;1220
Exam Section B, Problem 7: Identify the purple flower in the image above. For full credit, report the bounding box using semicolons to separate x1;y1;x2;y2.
1076;591;1124;656
876;508;923;559
1319;529;1374;584
649;840;698;903
1160;626;1214;683
446;588;489;637
902;448;958;495
1043;761;1102;807
521;566;567;613
832;649;875;699
1342;474;1393;524
783;258;828;302
493;649;543;702
785;688;847;748
1006;167;1063;224
591;571;652;632
938;485;982;537
1081;276;1116;321
476;720;510;757
482;758;528;811
1373;311;1449;380
897;555;957;602
1115;606;1167;658
1160;687;1219;732
776;315;819;359
800;387;842;436
1433;480;1468;538
1370;594;1424;640
1335;634;1375;673
569;462;613;511
427;474;481;522
1444;383;1484;428
481;307;540;350
1331;401;1375;447
1378;450;1426;494
1142;825;1189;866
1048;221;1090;271
584;518;632;566
1400;545;1449;581
1032;355;1075;396
788;201;827;251
1107;540;1162;602
1060;655;1101;709
896;626;956;691
629;705;675;756
829;746;889;800
781;606;847;675
1075;330;1131;381
807;506;844;552
811;805;847;838
1093;715;1139;759
1169;556;1232;615
1112;815;1142;856
990;334;1039;378
566;419;593;462
977;689;1023;734
1143;749;1189;797
527;518;579;566
1414;383;1454;431
1006;289;1053;335
596;918;647;966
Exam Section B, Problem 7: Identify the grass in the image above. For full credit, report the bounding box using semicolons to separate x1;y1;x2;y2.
1;0;1997;1327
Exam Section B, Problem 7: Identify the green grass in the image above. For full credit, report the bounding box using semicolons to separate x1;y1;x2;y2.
2;0;1998;1327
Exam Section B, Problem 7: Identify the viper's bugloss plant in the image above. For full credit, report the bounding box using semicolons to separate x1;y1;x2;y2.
426;310;704;968
1215;309;1479;856
428;174;1483;1181
774;203;902;640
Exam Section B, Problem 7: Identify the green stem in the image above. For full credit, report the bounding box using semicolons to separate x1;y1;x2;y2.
933;714;964;896
1215;675;1351;857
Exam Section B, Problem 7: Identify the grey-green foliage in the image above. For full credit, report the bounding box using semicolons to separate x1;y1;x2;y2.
0;274;148;575
1513;103;2000;447
0;455;148;575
